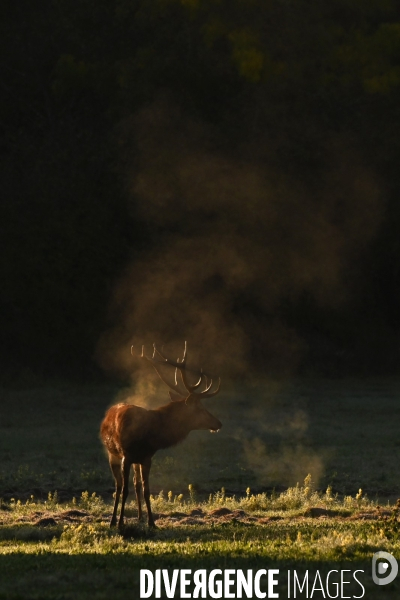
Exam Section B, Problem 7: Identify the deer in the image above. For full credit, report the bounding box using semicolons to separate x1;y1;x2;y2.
100;341;222;529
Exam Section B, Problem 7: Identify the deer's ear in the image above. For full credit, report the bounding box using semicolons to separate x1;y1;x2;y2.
169;391;185;402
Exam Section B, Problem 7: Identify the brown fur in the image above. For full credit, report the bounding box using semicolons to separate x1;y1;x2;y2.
100;396;222;528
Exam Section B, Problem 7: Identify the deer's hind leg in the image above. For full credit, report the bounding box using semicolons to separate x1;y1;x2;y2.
108;453;122;528
118;456;132;529
133;463;143;521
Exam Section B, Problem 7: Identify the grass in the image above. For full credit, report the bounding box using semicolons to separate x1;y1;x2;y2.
0;379;400;597
0;478;399;598
1;378;400;497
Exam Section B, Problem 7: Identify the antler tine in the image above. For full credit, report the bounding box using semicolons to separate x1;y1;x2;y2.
179;360;204;393
201;377;214;394
153;344;166;361
178;341;209;393
188;367;204;390
200;377;221;398
181;340;187;365
140;344;163;363
177;344;219;396
139;344;152;360
153;343;182;368
139;341;220;398
176;341;196;394
139;343;183;394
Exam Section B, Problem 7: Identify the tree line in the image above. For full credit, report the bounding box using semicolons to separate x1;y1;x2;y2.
2;0;400;380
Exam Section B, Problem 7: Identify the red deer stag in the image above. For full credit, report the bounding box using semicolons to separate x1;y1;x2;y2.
100;342;222;528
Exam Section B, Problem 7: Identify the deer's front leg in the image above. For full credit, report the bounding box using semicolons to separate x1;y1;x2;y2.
141;459;156;528
133;463;143;521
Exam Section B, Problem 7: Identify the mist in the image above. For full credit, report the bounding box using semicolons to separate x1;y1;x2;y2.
93;97;384;490
97;97;382;383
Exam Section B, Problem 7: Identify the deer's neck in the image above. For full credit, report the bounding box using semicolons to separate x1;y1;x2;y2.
153;403;192;449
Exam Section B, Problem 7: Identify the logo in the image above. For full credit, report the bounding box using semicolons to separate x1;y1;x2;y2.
372;551;398;586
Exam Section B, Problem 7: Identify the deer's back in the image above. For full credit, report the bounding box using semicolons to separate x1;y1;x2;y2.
100;403;159;462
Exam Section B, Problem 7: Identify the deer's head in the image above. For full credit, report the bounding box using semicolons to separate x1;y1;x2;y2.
138;341;222;433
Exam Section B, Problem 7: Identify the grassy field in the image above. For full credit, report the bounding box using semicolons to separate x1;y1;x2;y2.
0;379;399;598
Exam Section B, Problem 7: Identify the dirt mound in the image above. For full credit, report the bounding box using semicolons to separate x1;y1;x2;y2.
58;510;90;521
154;507;281;527
304;507;344;518
208;507;233;517
177;517;206;525
34;517;57;527
189;508;205;516
348;510;393;521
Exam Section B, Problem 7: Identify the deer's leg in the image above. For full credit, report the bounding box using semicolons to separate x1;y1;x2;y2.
141;459;156;528
118;456;131;529
133;463;143;521
109;454;122;528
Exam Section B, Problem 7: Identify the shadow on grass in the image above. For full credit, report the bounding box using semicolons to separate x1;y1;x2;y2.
0;553;395;600
119;522;156;540
0;524;63;542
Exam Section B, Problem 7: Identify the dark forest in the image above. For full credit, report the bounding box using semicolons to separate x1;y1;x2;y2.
2;0;400;383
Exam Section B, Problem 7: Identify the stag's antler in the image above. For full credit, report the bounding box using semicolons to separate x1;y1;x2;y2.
136;341;221;398
131;344;182;394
